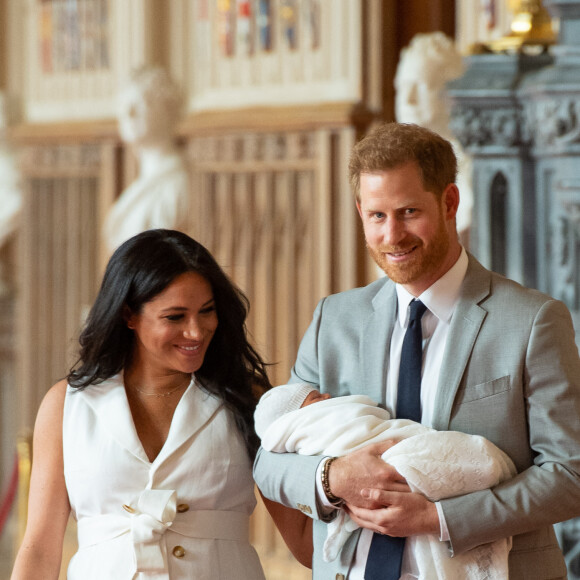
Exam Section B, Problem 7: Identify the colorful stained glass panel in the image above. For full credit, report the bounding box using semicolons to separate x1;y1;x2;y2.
38;0;110;74
281;0;298;50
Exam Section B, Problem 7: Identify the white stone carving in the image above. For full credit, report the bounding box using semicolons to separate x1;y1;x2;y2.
524;97;580;149
451;105;523;148
103;67;190;253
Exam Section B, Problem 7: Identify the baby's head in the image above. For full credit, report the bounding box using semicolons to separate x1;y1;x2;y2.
301;389;331;407
254;383;331;438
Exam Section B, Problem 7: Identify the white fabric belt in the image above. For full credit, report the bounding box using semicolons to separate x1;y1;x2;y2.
76;489;250;578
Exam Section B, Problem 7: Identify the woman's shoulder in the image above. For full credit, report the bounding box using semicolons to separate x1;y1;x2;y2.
34;379;68;439
42;379;69;407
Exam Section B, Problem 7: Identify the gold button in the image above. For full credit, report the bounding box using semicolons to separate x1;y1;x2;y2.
122;504;135;513
177;503;189;513
335;575;345;580
172;545;186;558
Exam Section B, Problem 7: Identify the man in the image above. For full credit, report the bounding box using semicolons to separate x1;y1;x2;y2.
253;122;580;579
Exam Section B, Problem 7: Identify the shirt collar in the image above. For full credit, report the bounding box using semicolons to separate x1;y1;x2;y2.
396;247;468;326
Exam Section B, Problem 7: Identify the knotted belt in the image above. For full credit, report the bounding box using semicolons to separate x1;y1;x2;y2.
76;489;249;578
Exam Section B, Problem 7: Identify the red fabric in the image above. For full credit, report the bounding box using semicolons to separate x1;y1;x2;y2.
0;454;19;535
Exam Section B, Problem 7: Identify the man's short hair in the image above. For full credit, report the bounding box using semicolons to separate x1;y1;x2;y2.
348;123;458;200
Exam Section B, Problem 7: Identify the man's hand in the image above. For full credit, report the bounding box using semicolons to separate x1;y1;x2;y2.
327;441;408;509
326;440;440;538
346;489;440;537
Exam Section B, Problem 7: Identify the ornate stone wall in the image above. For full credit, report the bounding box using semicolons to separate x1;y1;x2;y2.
448;2;580;575
448;52;551;291
448;28;580;342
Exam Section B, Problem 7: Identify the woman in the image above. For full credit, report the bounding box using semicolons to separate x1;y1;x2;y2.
11;229;309;579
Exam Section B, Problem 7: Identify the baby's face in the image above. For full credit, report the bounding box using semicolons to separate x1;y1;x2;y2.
301;390;331;408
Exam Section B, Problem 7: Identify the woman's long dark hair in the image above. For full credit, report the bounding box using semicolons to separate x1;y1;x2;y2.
68;229;271;458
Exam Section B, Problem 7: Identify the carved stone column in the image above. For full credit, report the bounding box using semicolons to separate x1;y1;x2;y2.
518;0;580;332
521;3;580;571
447;51;551;289
449;2;580;577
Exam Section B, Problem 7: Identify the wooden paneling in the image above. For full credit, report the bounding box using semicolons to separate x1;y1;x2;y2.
188;128;358;384
15;140;117;430
396;0;455;49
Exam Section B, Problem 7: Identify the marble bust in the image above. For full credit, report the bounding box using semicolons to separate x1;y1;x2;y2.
395;32;473;238
103;66;190;253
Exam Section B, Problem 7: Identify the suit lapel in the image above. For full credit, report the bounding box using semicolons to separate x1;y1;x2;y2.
362;280;397;406
431;255;491;431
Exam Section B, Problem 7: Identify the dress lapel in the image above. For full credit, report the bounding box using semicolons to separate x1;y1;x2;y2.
431;255;491;431
153;377;223;466
76;374;224;467
75;374;151;464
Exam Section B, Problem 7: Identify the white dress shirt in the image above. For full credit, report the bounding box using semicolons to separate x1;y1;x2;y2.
318;248;468;579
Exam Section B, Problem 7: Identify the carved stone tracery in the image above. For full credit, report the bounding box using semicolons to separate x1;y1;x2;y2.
551;184;580;308
190;132;318;166
450;105;524;148
18;143;102;174
523;97;580;148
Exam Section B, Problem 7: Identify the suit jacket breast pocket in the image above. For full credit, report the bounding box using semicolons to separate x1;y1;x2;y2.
450;375;531;469
455;375;511;405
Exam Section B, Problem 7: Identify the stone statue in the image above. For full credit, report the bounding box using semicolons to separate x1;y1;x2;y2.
0;92;22;296
103;66;190;253
395;32;473;240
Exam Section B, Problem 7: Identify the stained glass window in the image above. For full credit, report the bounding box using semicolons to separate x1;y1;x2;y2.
281;0;298;50
218;0;236;56
237;0;254;56
38;0;109;74
304;0;321;49
257;0;273;51
481;0;496;30
212;0;322;59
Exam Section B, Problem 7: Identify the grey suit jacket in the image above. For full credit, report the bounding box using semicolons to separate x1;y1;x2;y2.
254;254;580;579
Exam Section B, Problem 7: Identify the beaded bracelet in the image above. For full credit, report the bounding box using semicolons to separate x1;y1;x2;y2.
321;456;343;504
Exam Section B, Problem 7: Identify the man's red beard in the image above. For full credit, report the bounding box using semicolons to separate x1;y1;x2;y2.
369;221;450;286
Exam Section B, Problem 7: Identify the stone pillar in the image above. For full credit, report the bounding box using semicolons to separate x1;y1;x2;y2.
521;3;580;569
447;51;551;289
448;2;580;576
518;0;580;338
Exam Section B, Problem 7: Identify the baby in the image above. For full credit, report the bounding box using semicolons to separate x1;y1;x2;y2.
255;384;517;580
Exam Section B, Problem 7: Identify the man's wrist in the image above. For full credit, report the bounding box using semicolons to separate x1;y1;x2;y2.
321;456;344;506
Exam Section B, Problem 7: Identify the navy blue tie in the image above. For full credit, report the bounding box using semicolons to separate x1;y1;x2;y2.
396;299;427;423
365;299;427;580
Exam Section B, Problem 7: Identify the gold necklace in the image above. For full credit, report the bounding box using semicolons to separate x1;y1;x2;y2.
131;376;191;398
